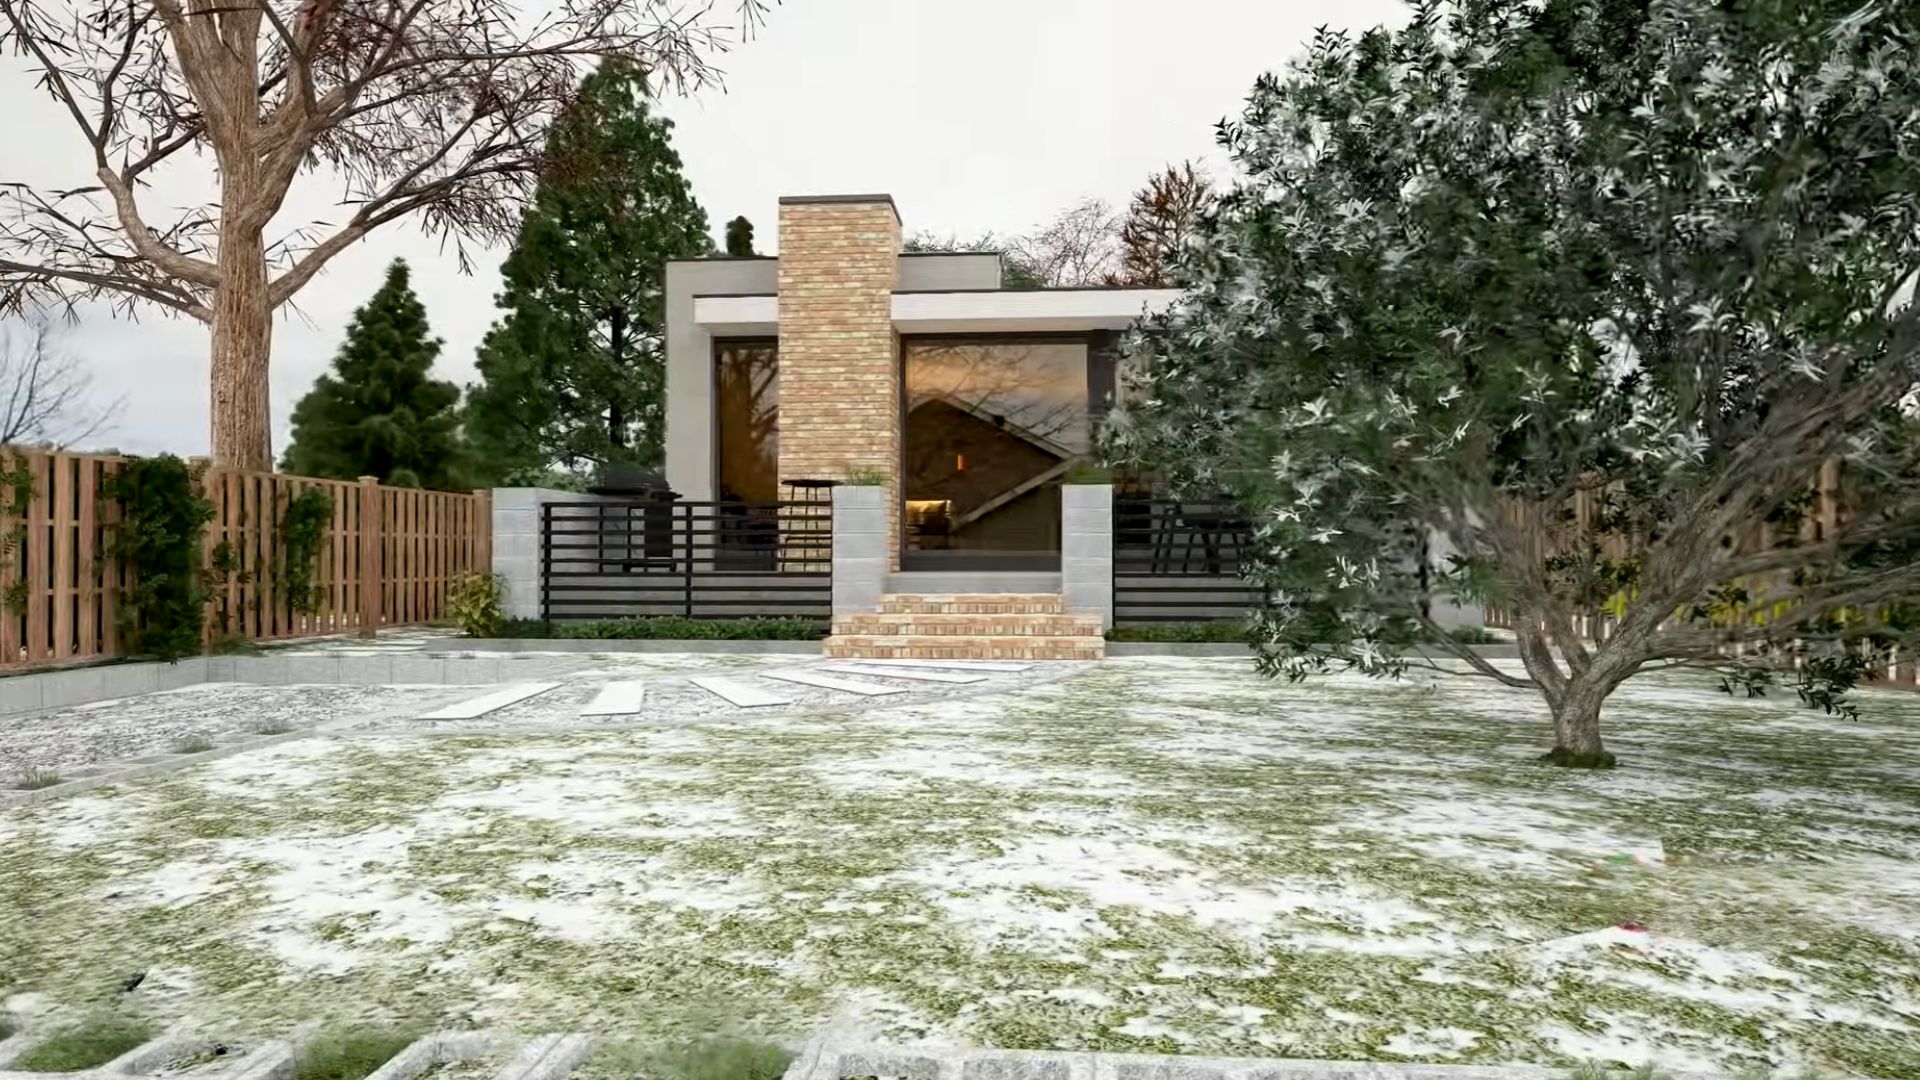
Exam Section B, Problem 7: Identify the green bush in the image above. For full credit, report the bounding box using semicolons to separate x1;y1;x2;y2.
447;570;506;637
293;1027;419;1080
13;1015;154;1071
495;616;826;640
1106;622;1252;643
1440;625;1501;645
103;455;215;660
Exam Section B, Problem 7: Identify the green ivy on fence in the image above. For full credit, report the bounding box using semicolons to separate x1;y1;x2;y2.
102;454;215;660
279;487;333;616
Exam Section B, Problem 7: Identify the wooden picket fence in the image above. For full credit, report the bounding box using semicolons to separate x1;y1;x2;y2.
1481;463;1920;688
0;448;491;670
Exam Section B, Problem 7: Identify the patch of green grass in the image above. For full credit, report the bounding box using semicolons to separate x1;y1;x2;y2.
13;768;62;791
588;1037;792;1080
13;1014;154;1071
293;1027;420;1080
171;735;217;755
494;616;826;641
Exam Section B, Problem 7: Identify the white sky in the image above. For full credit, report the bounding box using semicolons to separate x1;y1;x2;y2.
0;0;1406;458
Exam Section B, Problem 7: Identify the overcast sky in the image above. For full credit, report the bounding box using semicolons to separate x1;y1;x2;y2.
0;0;1407;459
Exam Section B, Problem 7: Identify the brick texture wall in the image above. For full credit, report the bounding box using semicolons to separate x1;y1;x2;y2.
777;198;903;568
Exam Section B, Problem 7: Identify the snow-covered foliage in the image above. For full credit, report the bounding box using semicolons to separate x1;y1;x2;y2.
1109;0;1920;762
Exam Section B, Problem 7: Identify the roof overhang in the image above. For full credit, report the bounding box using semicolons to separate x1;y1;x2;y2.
691;288;1178;336
890;288;1178;333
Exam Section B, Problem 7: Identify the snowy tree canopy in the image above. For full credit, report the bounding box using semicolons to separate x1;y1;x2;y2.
1108;0;1920;765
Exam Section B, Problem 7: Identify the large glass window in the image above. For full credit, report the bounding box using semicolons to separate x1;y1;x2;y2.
903;338;1089;557
715;340;778;503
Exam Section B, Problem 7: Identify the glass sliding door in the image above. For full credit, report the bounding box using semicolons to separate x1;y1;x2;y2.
901;336;1090;570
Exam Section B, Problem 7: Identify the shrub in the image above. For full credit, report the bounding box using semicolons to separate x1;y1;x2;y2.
842;466;889;486
447;570;506;638
253;719;295;736
279;487;334;615
103;455;214;660
1106;622;1251;643
13;1015;154;1071
172;735;217;755
494;616;826;641
293;1027;419;1080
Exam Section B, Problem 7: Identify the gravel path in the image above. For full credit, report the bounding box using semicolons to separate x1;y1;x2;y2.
0;682;456;784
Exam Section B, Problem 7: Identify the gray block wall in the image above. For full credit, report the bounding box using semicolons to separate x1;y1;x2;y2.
492;488;596;620
1061;484;1114;629
832;486;890;620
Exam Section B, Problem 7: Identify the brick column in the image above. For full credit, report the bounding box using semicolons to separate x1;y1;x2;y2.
777;195;902;569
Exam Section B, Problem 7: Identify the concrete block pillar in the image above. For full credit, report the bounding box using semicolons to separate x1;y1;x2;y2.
776;195;903;569
832;485;890;620
490;487;586;620
1061;484;1114;629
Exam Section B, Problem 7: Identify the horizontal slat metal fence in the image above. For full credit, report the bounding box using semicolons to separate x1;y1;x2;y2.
1113;497;1266;626
540;500;832;621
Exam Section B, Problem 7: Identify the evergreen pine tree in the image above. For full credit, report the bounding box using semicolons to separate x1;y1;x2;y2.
466;60;712;484
724;216;756;256
281;260;463;488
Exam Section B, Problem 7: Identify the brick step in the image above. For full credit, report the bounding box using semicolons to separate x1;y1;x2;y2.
833;613;1102;637
824;634;1105;661
875;593;1063;615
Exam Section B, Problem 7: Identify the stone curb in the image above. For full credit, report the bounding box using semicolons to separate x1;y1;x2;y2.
364;1032;497;1080
494;1034;596;1080
422;637;825;655
783;1045;1724;1080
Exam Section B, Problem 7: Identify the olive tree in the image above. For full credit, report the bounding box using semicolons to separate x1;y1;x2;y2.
1109;0;1920;766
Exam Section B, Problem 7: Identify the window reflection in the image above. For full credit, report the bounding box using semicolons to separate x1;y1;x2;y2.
715;340;778;503
903;338;1088;555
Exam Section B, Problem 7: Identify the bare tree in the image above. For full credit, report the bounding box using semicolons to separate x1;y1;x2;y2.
0;318;122;446
0;0;769;470
1115;161;1210;288
1006;198;1122;288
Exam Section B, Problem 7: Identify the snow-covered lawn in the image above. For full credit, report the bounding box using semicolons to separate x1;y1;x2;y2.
2;658;1917;1076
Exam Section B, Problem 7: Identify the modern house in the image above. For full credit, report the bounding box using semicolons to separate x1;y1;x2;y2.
498;193;1268;659
664;194;1189;658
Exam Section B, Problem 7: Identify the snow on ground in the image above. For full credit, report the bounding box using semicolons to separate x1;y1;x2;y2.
2;657;1918;1077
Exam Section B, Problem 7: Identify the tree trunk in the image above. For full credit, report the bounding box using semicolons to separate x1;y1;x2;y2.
209;230;274;470
1543;680;1616;768
607;304;628;449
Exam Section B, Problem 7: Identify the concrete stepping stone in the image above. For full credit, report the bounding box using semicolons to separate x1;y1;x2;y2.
495;1034;597;1080
416;683;560;720
762;669;908;696
821;663;988;684
689;676;793;707
580;681;646;717
847;658;1033;672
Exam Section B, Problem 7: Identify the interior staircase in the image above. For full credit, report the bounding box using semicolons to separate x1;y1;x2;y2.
825;592;1106;660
